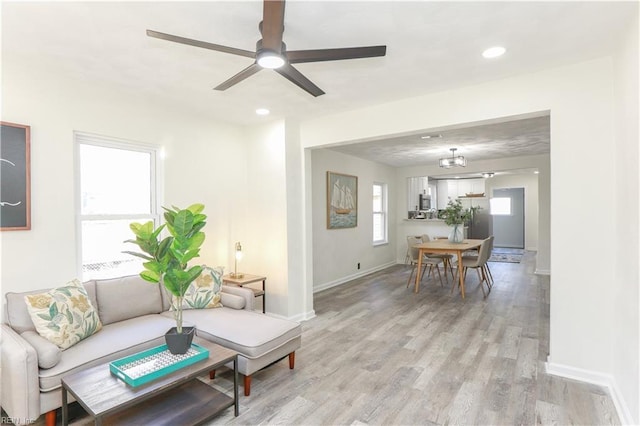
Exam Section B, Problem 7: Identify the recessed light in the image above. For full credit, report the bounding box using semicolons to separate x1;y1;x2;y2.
482;46;506;59
421;134;442;140
482;172;495;178
255;108;270;116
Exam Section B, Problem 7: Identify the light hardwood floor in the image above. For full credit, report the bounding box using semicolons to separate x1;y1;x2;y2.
45;251;620;425
213;251;620;425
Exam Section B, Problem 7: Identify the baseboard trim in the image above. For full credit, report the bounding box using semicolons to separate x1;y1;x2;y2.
313;261;397;293
291;310;316;322
545;361;635;425
268;309;316;322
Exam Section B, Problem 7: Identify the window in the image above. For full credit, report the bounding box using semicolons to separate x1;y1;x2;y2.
490;197;512;215
373;182;388;245
76;133;161;280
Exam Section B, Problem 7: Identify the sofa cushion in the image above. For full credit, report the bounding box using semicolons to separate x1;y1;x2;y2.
5;283;98;335
24;279;102;350
220;292;245;310
37;314;174;392
172;266;224;310
165;308;301;359
20;331;62;369
95;275;163;325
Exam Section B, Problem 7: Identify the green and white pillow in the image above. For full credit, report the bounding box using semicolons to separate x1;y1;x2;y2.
24;279;102;350
173;266;224;310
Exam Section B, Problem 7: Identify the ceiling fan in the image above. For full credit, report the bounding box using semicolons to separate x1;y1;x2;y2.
146;0;387;97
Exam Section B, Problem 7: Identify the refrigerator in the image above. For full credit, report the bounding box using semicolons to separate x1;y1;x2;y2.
467;198;490;239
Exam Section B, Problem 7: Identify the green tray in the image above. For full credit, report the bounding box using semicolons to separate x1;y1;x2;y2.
109;343;209;387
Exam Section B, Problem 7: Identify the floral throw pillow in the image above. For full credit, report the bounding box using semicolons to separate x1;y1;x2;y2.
24;279;102;350
172;266;224;310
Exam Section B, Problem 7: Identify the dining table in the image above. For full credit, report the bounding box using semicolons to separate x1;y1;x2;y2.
413;239;484;298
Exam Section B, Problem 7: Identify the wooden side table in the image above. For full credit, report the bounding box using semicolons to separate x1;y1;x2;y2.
222;274;266;313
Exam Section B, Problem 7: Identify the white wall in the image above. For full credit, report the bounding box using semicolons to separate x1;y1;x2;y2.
1;54;306;322
612;13;639;424
311;149;397;291
0;54;247;318
284;120;314;320
299;57;634;419
240;120;314;320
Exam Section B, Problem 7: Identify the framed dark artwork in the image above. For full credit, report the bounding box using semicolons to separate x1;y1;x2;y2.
1;122;31;231
327;171;357;229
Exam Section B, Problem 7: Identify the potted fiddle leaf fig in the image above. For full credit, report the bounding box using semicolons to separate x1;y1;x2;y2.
124;203;206;354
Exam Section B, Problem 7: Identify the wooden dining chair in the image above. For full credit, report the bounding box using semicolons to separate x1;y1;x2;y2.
406;236;443;290
454;237;492;298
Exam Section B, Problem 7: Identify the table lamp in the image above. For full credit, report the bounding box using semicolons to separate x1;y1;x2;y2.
231;241;244;278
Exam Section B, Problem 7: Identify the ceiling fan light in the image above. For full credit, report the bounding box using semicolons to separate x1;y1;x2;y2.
257;51;285;69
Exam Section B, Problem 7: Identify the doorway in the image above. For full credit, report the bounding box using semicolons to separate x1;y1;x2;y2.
491;187;525;249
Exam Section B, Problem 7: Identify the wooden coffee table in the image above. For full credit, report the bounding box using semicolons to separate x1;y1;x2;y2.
61;337;238;425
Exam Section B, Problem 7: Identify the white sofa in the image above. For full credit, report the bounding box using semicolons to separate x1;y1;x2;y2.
1;275;302;426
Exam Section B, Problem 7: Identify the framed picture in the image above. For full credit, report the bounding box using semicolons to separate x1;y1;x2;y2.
1;122;31;231
327;171;357;229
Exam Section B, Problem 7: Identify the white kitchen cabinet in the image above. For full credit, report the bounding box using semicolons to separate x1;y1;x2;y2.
436;178;487;209
437;180;449;209
456;180;471;197
457;179;485;197
447;180;458;200
471;179;485;195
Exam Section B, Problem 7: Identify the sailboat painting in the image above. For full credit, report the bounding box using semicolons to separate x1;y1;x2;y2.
327;171;357;229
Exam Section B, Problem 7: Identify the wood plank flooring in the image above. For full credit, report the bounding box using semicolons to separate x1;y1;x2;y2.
212;252;619;425
31;251;620;425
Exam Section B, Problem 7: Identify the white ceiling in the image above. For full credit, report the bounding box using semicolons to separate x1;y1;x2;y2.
2;1;635;166
327;113;550;168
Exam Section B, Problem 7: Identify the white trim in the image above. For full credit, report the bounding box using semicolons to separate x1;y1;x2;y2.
373;182;388;245
545;361;634;425
74;131;163;281
313;261;397;293
535;268;551;275
267;310;316;322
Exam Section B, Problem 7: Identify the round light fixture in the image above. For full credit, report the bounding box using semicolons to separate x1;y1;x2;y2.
482;46;506;59
257;51;285;69
255;108;270;116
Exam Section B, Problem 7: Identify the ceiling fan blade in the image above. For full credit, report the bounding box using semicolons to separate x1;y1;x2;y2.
261;0;285;51
287;45;387;63
275;63;325;97
214;63;262;91
147;29;255;59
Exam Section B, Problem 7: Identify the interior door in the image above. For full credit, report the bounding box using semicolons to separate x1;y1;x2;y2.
491;187;525;248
